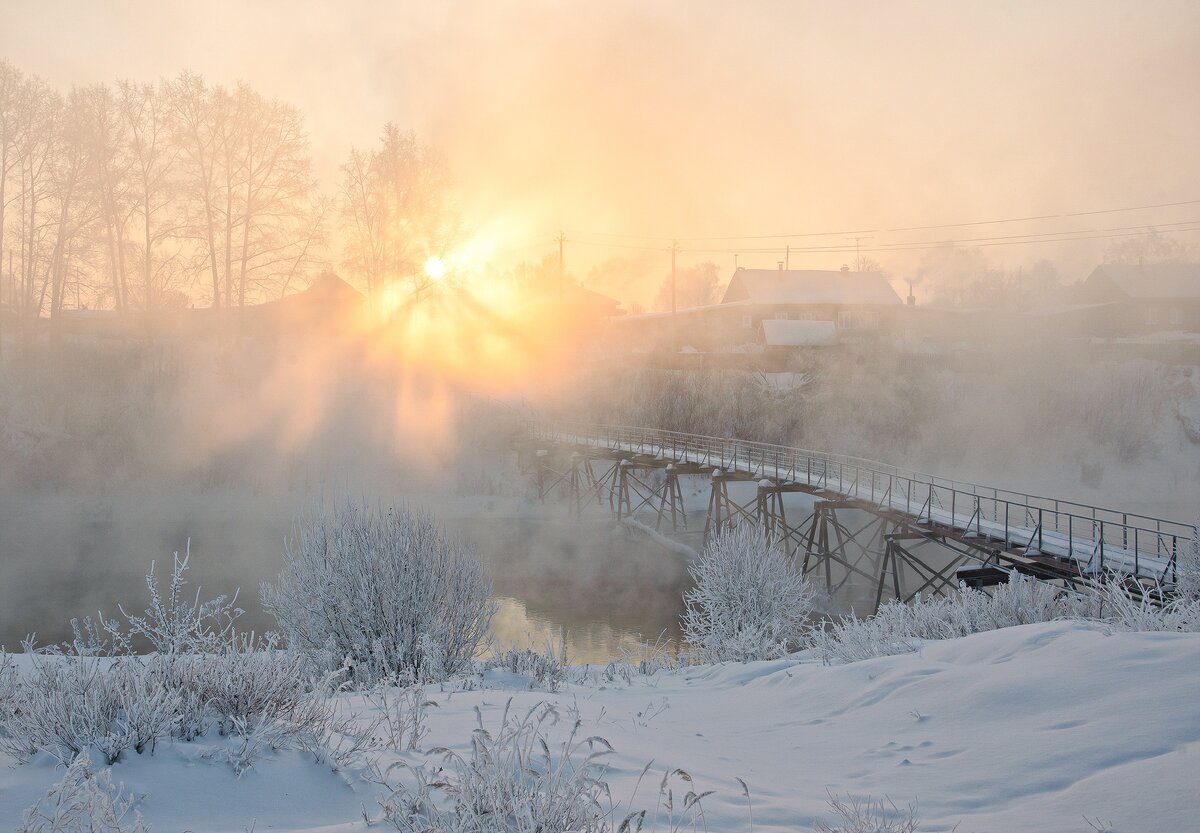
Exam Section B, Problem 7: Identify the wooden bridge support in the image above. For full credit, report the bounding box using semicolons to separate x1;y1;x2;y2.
530;448;621;517
756;483;816;558
703;471;760;539
799;501;908;602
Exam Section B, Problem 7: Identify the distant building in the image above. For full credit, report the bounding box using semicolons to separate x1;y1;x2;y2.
1079;263;1200;334
613;266;904;351
720;266;904;334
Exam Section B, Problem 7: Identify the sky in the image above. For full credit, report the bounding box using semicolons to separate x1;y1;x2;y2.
3;0;1199;302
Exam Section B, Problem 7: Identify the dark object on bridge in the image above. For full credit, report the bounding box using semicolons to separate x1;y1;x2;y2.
956;565;1010;589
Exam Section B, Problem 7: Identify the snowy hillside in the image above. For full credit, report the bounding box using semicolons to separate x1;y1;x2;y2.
3;621;1197;832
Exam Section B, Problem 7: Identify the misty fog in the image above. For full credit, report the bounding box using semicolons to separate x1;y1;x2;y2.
0;1;1197;664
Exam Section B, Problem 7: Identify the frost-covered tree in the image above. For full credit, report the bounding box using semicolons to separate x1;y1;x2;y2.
682;525;816;663
262;503;495;685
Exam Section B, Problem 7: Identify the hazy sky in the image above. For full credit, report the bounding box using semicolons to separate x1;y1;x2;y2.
4;0;1199;295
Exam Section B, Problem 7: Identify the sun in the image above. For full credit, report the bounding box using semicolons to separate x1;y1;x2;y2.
423;257;447;281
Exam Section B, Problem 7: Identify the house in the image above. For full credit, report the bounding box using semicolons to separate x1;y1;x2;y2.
248;272;366;332
720;266;905;335
611;266;904;351
1078;263;1200;334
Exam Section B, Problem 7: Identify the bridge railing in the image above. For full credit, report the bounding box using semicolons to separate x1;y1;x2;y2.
535;422;1192;584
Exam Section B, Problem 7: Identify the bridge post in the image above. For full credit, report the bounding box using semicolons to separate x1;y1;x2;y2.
656;464;687;532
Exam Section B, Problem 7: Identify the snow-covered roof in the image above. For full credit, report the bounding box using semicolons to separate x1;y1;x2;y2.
1085;263;1200;300
761;318;837;346
722;269;903;306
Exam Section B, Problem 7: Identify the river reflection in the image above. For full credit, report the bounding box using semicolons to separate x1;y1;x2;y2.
444;517;690;664
0;493;691;663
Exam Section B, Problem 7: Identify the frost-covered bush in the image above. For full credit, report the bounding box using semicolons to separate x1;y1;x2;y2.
0;651;17;722
367;684;436;752
481;639;571;691
263;503;495;686
52;548;242;658
377;702;615;833
117;548;242;655
810;573;1091;664
682;526;815;662
1176;520;1200;601
811;572;1198;665
16;756;149;833
1;656;138;764
0;650;333;767
0;545;328;766
1095;580;1200;632
169;646;310;736
815;794;920;833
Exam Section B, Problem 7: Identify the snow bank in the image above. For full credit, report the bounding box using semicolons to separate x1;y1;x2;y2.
2;622;1197;832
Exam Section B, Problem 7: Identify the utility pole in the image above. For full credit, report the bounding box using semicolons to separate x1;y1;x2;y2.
557;231;566;303
785;244;790;270
670;239;679;315
846;236;873;271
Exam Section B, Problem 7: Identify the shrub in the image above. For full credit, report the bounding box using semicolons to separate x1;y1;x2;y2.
1095;580;1200;632
815;794;920;833
1176;520;1200;601
262;503;496;686
16;756;149;833
376;702;615;833
481;637;571;691
810;572;1199;665
0;649;325;766
0;655;133;765
53;548;242;658
681;525;816;662
808;573;1090;664
2;563;331;768
367;684;436;752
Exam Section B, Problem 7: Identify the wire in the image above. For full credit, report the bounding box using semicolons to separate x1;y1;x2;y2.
563;197;1200;244
680;224;1200;256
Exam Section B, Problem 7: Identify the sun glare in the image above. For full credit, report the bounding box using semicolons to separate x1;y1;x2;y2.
424;257;447;280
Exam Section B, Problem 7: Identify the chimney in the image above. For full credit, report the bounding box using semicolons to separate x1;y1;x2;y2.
777;261;784;271
907;280;916;306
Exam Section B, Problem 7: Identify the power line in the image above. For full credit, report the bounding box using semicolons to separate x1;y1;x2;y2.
679;223;1200;256
564;196;1200;245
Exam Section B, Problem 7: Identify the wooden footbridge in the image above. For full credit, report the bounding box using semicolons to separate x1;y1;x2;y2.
521;424;1192;612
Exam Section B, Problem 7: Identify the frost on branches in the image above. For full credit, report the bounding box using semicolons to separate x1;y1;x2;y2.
262;502;496;686
681;525;816;663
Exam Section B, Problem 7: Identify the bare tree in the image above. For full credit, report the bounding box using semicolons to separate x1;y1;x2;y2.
227;84;319;306
12;74;63;320
0;60;25;318
118;80;181;312
77;83;134;312
340;124;454;302
1103;228;1194;265
652;261;721;311
46;89;99;323
169;75;322;308
167;71;229;308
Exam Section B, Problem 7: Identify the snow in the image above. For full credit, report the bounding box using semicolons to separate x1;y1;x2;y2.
3;621;1199;831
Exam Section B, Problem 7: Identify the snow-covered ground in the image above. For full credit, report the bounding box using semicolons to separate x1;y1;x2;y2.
3;621;1197;832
